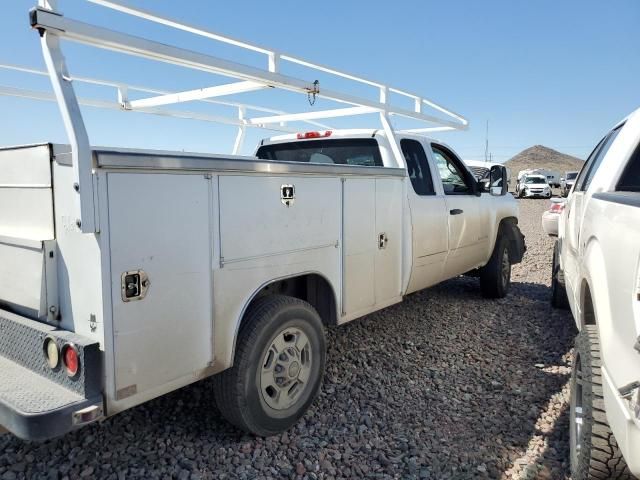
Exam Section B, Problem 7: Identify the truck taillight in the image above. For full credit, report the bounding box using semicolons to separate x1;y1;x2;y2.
43;337;59;369
62;344;80;377
549;202;565;214
296;130;332;139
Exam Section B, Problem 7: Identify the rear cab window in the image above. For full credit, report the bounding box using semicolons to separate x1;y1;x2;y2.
256;138;383;167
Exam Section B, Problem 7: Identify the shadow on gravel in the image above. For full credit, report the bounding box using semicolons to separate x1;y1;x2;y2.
0;277;578;480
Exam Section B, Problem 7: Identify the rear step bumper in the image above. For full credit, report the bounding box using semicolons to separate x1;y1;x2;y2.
0;309;103;441
0;356;103;441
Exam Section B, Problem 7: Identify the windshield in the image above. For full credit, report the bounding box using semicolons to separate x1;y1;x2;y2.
525;177;547;184
566;172;578;180
256;138;383;167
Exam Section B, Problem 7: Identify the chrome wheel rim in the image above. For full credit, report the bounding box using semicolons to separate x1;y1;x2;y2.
570;354;584;468
260;327;312;411
501;248;510;287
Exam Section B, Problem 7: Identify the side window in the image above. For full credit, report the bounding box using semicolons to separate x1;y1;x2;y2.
576;125;624;192
617;142;640;191
431;145;473;195
400;139;435;195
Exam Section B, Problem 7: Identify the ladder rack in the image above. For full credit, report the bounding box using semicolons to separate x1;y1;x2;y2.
4;0;468;233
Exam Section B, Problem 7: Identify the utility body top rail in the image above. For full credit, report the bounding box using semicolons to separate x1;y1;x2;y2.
3;0;468;233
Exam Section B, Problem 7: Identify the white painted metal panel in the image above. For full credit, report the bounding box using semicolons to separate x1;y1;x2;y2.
0;145;54;240
108;173;213;398
406;194;448;294
218;176;340;263
342;179;376;314
374;178;403;303
0;240;44;315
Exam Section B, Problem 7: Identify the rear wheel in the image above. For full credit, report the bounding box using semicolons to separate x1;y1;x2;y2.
551;241;570;309
570;326;633;479
480;234;511;298
213;295;326;436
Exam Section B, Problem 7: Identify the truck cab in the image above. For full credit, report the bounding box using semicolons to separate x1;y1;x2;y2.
553;108;640;478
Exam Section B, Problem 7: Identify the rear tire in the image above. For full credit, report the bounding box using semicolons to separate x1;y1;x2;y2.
213;295;326;436
480;233;511;298
551;241;570;309
570;326;633;479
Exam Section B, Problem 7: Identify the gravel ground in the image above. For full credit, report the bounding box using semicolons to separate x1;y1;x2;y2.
0;197;577;480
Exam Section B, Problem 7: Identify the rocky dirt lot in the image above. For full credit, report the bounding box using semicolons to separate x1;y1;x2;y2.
0;198;577;480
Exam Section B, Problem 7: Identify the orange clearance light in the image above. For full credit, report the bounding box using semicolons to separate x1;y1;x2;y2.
296;130;332;139
62;343;80;377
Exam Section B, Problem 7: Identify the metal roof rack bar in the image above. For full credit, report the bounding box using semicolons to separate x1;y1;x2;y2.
16;0;468;232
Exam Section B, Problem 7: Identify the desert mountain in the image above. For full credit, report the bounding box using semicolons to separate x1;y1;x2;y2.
504;145;584;176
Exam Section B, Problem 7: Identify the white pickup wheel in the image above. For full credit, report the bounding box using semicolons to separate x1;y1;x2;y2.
213;295;326;436
479;234;511;298
570;326;633;479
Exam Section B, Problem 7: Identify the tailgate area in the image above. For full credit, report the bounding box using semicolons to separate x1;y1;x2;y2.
0;309;102;440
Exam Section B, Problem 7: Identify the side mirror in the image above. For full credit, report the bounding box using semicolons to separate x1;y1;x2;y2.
479;178;490;191
489;165;508;196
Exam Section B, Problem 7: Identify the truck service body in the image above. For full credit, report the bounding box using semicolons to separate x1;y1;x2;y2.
0;1;524;439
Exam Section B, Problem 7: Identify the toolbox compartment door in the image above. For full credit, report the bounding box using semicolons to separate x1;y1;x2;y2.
107;172;214;400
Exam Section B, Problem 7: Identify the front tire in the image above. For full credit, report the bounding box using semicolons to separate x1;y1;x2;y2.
551;241;570;309
213;295;326;436
570;326;633;479
480;234;511;298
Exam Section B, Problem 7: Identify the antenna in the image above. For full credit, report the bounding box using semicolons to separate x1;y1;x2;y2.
484;120;489;163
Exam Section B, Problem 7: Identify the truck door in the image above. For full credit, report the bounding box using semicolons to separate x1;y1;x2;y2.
565;126;623;300
429;143;485;277
400;139;448;293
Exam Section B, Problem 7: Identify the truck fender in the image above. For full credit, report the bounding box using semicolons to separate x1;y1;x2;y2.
228;271;339;367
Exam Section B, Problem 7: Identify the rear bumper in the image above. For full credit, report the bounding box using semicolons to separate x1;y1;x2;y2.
0;309;103;441
0;356;103;441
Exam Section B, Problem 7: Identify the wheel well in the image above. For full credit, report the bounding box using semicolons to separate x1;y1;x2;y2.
499;216;521;263
582;281;596;326
248;273;338;326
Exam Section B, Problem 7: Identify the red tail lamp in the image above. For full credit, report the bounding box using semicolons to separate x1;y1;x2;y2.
549;202;565;214
62;343;80;377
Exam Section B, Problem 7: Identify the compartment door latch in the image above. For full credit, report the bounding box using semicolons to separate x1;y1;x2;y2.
121;270;150;302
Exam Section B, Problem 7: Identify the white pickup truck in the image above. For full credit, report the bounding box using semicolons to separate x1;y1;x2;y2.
0;2;525;440
552;107;640;478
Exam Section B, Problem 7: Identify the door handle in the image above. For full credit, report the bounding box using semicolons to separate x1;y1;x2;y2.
378;232;388;249
449;209;463;215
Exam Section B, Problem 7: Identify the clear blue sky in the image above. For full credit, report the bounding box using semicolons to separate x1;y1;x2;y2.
1;1;639;161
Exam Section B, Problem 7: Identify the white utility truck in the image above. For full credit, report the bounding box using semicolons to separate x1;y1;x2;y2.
0;1;524;440
552;107;640;478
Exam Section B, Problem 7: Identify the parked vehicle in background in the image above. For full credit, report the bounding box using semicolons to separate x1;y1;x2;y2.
517;168;560;187
561;171;578;197
516;174;552;198
552;107;640;479
541;198;565;236
464;159;511;183
0;1;526;441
